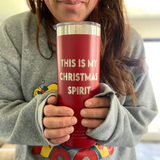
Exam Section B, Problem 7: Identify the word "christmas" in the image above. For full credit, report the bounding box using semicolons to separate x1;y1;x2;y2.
60;72;98;81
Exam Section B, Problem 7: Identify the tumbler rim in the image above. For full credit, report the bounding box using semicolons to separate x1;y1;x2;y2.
55;21;101;36
54;21;101;30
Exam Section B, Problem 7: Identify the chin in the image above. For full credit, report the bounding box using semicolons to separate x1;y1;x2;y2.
60;16;87;22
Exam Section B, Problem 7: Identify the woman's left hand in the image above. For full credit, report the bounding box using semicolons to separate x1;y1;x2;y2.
80;97;110;133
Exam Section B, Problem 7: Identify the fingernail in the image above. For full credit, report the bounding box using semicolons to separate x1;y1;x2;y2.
85;101;92;107
65;135;70;141
82;119;88;125
70;117;77;125
81;110;87;116
67;126;74;133
67;110;73;116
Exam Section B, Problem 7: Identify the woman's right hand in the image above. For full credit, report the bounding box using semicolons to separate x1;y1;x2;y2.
43;96;77;144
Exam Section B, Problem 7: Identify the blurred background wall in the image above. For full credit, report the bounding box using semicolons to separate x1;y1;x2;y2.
125;0;160;39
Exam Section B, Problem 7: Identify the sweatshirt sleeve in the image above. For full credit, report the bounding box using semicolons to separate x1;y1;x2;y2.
87;29;158;147
0;18;56;146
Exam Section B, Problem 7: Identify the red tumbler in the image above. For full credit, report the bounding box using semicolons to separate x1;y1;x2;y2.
55;21;101;148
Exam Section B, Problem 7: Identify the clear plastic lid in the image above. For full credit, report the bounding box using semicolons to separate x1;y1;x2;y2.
54;21;101;30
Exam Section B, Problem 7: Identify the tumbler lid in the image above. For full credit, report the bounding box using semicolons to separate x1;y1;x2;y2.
54;21;101;36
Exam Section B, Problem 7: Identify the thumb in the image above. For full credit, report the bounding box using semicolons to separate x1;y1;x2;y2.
47;96;58;105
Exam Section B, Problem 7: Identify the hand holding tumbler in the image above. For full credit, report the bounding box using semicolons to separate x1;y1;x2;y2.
55;21;101;148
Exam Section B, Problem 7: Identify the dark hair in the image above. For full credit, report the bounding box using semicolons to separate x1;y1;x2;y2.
26;0;144;104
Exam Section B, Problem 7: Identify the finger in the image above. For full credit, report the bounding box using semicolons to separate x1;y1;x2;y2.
85;97;110;108
47;96;58;105
44;105;74;117
49;135;70;145
44;126;74;139
81;108;109;119
43;116;77;128
81;118;104;128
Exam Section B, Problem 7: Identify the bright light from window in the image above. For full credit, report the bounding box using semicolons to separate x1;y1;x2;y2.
125;0;160;18
144;41;160;132
125;0;160;12
144;42;160;106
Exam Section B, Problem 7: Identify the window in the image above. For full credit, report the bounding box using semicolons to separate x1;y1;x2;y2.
141;41;160;141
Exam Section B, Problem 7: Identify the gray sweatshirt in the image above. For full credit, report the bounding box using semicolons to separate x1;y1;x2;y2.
0;12;158;160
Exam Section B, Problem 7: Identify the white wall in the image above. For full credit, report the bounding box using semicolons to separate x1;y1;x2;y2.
129;18;160;39
0;0;29;25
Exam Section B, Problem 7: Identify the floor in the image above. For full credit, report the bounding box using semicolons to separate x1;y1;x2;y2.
136;142;160;160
